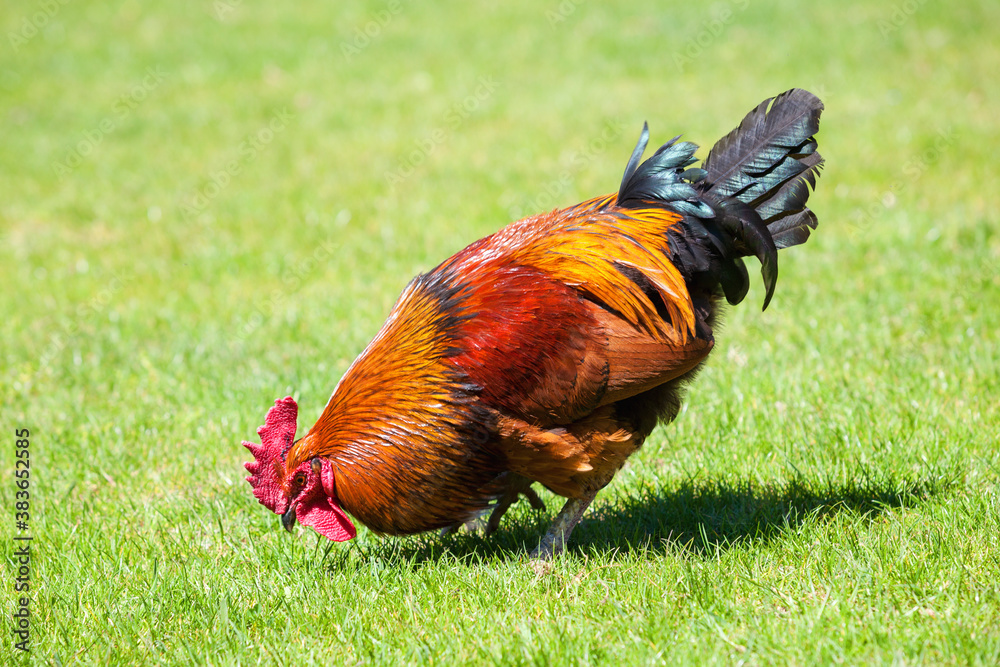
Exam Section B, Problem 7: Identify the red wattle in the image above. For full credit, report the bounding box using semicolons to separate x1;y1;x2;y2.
296;495;357;542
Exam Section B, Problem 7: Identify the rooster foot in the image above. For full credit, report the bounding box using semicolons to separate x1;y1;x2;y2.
529;491;597;560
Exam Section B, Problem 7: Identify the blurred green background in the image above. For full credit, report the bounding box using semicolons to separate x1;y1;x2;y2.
2;0;999;664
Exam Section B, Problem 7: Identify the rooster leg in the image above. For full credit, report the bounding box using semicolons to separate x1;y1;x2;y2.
485;474;545;537
522;486;546;511
530;491;597;560
440;510;489;536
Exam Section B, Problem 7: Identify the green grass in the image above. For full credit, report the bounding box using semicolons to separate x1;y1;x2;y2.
2;0;999;664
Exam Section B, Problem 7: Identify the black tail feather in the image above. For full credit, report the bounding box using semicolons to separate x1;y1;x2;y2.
701;89;824;208
699;88;824;308
769;208;818;250
613;89;823;311
715;198;779;310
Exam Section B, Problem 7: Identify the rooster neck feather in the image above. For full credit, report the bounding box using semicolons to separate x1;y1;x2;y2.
288;276;501;534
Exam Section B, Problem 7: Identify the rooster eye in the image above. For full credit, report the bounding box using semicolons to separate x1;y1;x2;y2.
293;473;306;487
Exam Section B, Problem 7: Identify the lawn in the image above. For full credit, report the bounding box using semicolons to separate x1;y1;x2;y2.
2;0;999;664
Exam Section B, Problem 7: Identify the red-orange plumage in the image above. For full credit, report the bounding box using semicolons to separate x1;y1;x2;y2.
247;89;825;557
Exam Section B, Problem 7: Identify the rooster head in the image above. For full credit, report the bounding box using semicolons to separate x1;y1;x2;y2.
243;396;356;542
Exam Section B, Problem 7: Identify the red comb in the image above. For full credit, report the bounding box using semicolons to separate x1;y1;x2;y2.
243;396;298;515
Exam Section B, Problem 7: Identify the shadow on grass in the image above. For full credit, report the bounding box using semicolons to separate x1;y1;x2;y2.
327;468;956;568
573;471;951;557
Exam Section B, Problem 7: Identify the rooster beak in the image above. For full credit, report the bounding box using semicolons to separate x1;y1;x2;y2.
281;504;297;532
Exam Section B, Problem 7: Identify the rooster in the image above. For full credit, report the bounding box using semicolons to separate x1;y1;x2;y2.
244;89;824;559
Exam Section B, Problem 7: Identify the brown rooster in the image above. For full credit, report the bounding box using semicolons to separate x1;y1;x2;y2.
244;89;824;559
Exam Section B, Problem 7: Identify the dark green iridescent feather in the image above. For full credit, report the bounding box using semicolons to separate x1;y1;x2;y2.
615;88;824;311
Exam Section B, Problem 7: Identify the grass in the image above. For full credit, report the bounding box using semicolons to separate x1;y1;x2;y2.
2;0;999;663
